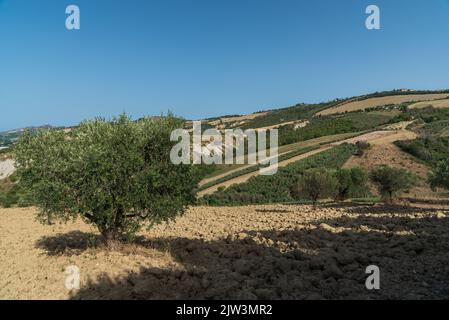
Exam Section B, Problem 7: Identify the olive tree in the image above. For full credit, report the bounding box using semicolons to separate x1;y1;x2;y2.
291;168;338;206
334;167;368;201
370;165;416;203
428;159;449;191
14;114;199;245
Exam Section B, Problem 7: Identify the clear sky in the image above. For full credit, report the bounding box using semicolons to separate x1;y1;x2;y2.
1;0;449;131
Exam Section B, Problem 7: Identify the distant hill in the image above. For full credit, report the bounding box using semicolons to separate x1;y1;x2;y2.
3;89;449;148
0;125;55;148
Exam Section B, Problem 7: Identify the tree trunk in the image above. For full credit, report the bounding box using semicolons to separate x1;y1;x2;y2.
100;229;121;248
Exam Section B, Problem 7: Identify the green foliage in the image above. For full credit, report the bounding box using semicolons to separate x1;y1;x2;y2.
395;137;449;165
14;114;199;244
0;126;54;148
335;167;369;201
291;168;338;205
428;159;449;191
197;145;320;191
279;118;356;145
201;144;357;205
370;166;417;203
0;174;33;208
278;111;394;146
354;141;371;157
240;102;336;130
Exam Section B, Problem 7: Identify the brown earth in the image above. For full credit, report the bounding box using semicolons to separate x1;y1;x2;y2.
207;112;268;127
1;205;449;300
317;94;449;116
409;99;449;109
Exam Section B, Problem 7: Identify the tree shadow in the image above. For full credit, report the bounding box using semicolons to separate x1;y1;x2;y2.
35;231;102;256
68;207;449;300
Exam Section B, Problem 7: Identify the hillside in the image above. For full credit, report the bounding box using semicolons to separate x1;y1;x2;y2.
2;89;449;209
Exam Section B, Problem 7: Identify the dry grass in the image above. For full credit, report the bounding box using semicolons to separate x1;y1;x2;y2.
207;112;268;126
317;94;449;116
1;205;448;300
408;99;449;109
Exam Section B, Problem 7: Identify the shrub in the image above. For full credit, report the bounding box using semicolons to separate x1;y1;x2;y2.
14;114;199;246
354;141;371;157
291;168;338;206
370;166;417;203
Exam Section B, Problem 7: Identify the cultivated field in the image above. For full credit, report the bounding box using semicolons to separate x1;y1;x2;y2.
1;205;448;300
409;99;449;109
317;94;449;116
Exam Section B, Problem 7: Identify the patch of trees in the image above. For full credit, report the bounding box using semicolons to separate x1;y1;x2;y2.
278;112;394;146
395;137;449;165
197;145;320;192
240;102;337;130
291;167;368;206
201;144;358;205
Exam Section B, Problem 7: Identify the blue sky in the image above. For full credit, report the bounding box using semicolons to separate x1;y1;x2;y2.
1;0;449;131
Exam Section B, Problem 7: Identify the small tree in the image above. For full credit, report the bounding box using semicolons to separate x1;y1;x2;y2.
428;159;449;191
291;168;338;206
370;165;416;204
334;167;368;201
14;114;199;246
354;141;370;157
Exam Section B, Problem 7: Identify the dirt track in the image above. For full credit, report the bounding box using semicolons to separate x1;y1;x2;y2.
1;205;448;300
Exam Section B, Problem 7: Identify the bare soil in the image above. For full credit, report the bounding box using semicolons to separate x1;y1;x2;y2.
0;159;15;180
344;143;440;199
1;205;448;300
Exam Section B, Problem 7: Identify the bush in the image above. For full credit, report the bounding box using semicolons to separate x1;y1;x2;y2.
428;159;449;191
370;166;417;203
14;114;199;245
354;141;371;157
334;167;368;201
291;168;338;206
